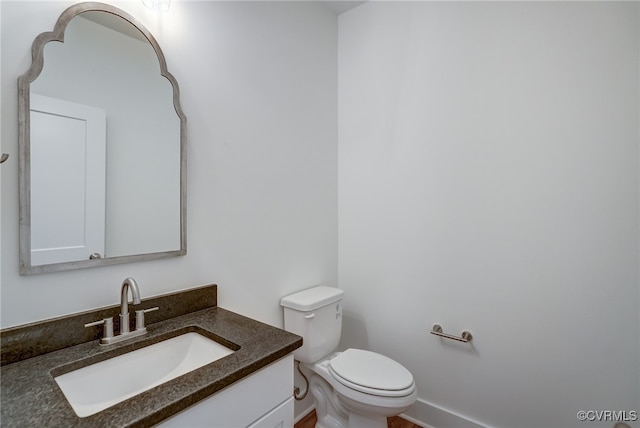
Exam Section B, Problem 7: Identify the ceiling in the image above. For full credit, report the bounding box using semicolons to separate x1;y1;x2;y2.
323;1;367;15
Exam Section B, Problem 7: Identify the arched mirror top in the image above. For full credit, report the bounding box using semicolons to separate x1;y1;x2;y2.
19;2;185;121
18;2;187;275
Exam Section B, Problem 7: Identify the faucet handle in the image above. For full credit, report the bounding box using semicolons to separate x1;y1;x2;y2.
85;317;114;339
135;307;159;331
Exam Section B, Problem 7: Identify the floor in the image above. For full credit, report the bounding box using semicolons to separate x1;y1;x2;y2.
295;410;422;428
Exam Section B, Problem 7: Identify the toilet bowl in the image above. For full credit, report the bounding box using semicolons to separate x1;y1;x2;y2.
308;350;417;428
280;286;417;428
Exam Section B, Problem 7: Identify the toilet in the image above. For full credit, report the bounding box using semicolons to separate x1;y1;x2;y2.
281;286;417;428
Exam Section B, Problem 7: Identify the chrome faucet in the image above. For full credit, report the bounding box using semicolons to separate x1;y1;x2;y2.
85;277;158;345
120;277;141;334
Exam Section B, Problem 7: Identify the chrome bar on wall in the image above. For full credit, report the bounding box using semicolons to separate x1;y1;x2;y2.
431;324;473;343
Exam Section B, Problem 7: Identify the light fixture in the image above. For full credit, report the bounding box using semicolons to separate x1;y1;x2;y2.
143;0;170;12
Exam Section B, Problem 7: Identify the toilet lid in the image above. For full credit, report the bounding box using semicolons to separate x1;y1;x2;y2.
329;349;414;392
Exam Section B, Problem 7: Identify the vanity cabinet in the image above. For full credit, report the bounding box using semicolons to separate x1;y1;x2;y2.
0;293;302;427
156;355;294;428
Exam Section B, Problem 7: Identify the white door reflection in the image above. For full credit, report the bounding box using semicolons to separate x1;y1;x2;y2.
30;94;107;265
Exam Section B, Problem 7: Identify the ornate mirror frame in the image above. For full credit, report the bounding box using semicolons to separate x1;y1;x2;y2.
18;2;187;275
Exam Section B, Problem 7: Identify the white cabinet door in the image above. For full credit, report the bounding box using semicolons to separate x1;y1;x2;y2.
156;355;294;428
30;93;106;265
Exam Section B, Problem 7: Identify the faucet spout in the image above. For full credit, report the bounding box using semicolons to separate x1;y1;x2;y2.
120;277;141;334
85;277;155;344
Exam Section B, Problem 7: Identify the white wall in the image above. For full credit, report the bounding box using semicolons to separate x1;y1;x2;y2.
0;1;3;296
1;0;337;330
338;2;639;428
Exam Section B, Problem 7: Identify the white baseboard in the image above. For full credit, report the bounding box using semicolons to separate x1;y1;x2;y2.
401;398;490;428
293;397;490;428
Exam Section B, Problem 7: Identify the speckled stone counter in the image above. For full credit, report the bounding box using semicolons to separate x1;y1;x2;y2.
0;287;302;427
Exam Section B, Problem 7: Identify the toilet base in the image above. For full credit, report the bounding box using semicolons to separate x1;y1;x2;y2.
309;371;389;428
309;374;348;428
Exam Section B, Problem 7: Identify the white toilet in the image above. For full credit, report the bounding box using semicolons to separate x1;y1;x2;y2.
281;286;417;428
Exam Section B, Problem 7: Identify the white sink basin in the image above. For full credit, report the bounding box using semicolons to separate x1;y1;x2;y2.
54;332;235;417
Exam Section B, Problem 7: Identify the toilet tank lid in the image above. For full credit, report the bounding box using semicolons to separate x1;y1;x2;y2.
280;286;344;311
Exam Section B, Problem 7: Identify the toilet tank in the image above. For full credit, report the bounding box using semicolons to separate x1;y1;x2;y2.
280;286;344;363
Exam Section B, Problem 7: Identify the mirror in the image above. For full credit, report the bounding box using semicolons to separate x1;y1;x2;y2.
18;2;187;275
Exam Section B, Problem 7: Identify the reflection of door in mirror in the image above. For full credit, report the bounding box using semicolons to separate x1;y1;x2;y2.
29;11;181;263
30;94;107;265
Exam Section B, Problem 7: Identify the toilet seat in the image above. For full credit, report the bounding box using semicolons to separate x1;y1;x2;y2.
328;349;415;397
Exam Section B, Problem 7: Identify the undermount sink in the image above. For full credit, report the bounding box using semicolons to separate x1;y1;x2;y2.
54;332;235;417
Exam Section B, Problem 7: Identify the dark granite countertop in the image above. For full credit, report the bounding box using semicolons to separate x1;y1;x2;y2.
0;306;302;427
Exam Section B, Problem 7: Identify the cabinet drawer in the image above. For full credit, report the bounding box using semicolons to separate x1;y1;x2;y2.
247;396;294;428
